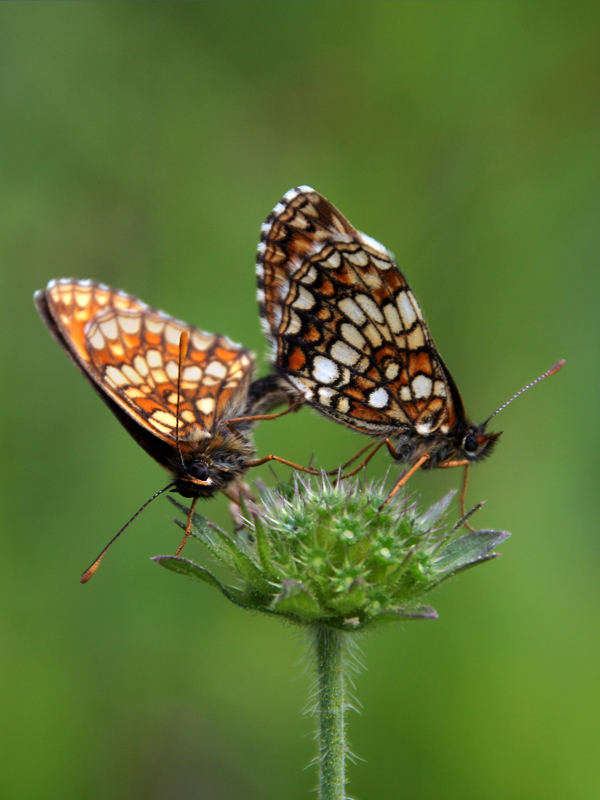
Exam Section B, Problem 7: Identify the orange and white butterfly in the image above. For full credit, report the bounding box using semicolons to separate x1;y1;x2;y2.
35;279;298;579
256;187;564;506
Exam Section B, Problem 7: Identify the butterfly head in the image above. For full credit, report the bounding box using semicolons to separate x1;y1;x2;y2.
173;426;255;498
174;459;213;498
460;425;502;462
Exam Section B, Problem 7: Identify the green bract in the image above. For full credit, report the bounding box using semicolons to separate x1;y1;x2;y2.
155;476;509;630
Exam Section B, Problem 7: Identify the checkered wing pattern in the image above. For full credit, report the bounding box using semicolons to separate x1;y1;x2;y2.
257;187;464;438
36;280;254;445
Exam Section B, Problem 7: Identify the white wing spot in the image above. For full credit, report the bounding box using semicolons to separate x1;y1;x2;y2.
122;365;143;385
337;396;350;413
434;381;447;397
412;375;432;399
313;356;338;384
166;360;179;381
152;410;178;427
369;388;389;408
363;323;382;347
372;255;393;270
330;340;360;367
397;292;417;328
105;366;127;387
205;360;228;379
323;250;341;269
385;361;400;380
400;385;412;401
95;289;110;306
383;303;402;334
293;286;316;311
165;324;183;346
74;290;91;308
340;323;366;351
183;365;202;381
345;248;369;267
88;327;105;350
285;309;302;336
191;331;213;351
146;349;163;368
299;266;318;285
355;294;384;323
196;397;215;415
119;314;142;335
416;421;433;435
134;355;149;376
145;318;165;335
99;317;119;340
338;297;366;326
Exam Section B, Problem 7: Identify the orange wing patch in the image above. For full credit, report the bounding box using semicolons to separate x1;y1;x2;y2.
43;279;254;442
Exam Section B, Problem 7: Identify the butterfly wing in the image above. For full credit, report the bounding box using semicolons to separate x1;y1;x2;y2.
35;279;255;467
257;187;465;438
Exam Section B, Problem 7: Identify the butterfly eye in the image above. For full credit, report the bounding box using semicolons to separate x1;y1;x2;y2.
188;461;210;482
463;432;479;454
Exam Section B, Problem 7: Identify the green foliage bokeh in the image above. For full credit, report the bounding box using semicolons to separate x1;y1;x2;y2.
1;3;598;799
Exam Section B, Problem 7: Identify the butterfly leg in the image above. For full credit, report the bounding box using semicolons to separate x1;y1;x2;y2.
175;496;199;556
379;454;430;511
226;398;304;438
458;465;474;532
321;441;379;476
245;453;323;475
437;459;474;532
335;440;386;479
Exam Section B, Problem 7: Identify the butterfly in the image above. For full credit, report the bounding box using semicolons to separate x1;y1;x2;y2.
35;279;302;580
256;186;564;510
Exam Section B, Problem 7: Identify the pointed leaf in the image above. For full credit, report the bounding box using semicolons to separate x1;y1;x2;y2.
433;530;510;575
361;605;438;628
417;491;457;529
253;513;281;580
153;555;277;612
425;554;502;594
153;555;258;608
168;497;273;594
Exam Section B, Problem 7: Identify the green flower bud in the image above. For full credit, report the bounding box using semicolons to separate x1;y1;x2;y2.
155;475;509;630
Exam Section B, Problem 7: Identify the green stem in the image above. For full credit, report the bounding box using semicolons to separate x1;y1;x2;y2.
312;625;348;800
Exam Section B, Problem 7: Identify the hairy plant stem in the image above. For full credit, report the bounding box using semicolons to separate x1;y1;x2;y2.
312;625;348;800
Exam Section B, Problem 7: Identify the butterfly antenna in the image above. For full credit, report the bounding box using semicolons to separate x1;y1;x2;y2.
80;484;174;583
175;331;189;470
484;359;565;426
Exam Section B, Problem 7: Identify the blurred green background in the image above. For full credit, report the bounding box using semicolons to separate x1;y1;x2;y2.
1;3;598;798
